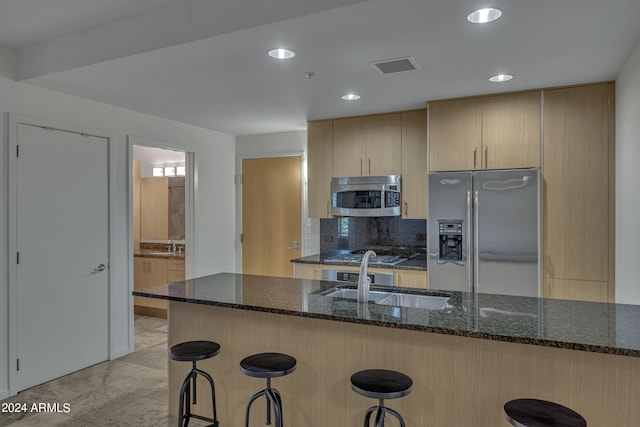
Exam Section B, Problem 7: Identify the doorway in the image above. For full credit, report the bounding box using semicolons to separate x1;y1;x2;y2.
10;121;111;392
131;144;191;318
242;156;302;277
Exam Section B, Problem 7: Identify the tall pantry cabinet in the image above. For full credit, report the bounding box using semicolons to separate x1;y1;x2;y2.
542;83;615;302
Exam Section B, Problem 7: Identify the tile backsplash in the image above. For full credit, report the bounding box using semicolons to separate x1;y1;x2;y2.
320;217;427;255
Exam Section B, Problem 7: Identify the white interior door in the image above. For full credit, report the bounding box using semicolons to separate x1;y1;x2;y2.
16;124;109;391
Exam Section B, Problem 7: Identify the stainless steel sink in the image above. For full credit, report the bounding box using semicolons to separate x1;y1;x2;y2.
377;293;450;310
321;286;451;310
322;288;395;304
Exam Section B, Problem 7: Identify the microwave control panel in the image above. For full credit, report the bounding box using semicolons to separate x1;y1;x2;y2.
386;191;401;207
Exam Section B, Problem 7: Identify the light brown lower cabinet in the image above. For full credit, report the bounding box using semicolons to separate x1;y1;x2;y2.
134;256;168;315
298;264;428;289
167;259;186;282
293;263;322;280
394;269;428;289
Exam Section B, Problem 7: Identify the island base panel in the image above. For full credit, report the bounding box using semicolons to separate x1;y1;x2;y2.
168;301;640;426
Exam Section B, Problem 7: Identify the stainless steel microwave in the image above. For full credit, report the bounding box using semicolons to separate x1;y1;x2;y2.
331;175;401;217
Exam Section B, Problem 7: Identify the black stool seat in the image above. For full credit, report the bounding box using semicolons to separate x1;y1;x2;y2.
169;340;221;362
351;369;413;400
504;399;587;427
240;352;297;378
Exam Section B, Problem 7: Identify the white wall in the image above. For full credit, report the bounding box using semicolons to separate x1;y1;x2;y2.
0;75;236;398
616;39;640;304
235;130;319;272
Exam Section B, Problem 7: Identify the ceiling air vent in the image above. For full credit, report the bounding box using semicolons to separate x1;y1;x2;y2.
369;56;421;75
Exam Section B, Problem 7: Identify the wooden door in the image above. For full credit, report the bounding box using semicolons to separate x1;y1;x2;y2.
242;156;302;277
333;117;366;177
543;84;611;300
307;120;333;218
365;113;402;176
16;124;109;391
140;177;169;239
482;91;541;169
401;110;428;218
428;98;482;171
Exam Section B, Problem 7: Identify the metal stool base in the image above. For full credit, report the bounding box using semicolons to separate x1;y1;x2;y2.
245;378;283;427
364;399;406;427
177;361;219;427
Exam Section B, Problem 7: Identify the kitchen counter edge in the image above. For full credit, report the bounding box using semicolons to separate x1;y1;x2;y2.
134;273;640;358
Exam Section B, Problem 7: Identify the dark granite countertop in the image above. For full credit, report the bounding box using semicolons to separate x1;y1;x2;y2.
133;272;640;357
290;254;427;271
134;250;185;260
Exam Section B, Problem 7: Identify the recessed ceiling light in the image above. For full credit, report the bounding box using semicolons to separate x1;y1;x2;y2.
489;73;514;82
341;93;361;101
267;48;296;59
467;8;502;24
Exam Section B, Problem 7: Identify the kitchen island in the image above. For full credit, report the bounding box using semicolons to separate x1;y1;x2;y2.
134;273;640;426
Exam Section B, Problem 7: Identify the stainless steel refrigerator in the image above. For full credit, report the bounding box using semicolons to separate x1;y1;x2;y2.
427;168;540;297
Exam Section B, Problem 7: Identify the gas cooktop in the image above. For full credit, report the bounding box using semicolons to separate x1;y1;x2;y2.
323;253;407;266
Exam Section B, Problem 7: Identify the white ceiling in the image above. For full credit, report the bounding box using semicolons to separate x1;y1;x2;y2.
2;0;640;136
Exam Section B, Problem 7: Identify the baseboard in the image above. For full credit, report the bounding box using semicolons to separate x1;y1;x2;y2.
134;305;167;319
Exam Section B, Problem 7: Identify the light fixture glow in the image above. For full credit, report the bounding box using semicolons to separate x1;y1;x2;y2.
489;73;514;82
341;93;361;101
267;48;296;59
467;7;502;24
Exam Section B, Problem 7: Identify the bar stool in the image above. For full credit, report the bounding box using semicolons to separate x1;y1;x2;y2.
169;340;221;427
350;369;413;427
240;352;297;427
504;398;587;427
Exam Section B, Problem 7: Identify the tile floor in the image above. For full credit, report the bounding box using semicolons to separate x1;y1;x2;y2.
0;315;205;427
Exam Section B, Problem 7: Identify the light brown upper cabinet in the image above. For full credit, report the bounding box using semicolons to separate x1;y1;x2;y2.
401;110;428;218
140;177;169;239
482;92;541;169
542;83;614;302
333;113;402;177
429;92;541;171
428;98;481;171
307;120;334;218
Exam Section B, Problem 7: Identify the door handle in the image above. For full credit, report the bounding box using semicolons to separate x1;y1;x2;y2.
404;201;408;217
466;191;473;291
288;241;300;251
484;146;488;169
92;263;107;274
473;191;479;292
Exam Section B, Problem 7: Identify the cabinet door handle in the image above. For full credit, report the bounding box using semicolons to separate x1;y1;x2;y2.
484;146;488;169
360;158;363;176
547;256;554;278
473;147;478;169
368;158;371;176
326;201;331;217
404;201;408;217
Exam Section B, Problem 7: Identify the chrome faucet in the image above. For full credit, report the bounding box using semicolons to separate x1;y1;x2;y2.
168;240;176;252
357;250;376;304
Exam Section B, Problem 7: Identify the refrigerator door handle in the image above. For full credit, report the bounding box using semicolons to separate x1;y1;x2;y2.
473;190;480;293
466;191;473;291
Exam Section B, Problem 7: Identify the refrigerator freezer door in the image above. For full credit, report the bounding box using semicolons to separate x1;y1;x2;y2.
428;172;473;292
473;169;540;297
